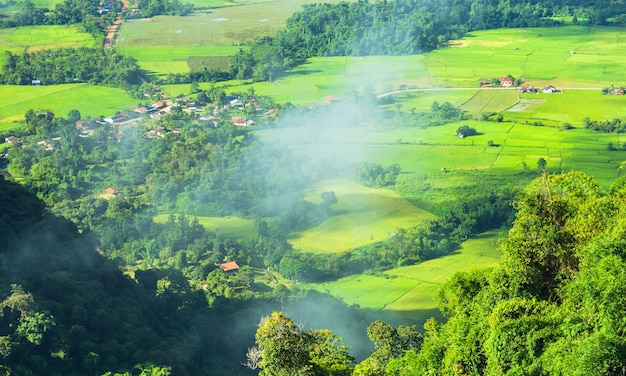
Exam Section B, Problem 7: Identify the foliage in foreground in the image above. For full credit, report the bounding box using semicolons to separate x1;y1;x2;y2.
256;171;626;375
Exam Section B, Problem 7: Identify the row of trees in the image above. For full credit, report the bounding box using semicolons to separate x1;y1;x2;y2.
582;115;626;133
1;49;141;87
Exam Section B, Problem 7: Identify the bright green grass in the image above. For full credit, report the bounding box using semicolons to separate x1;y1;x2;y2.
0;84;137;128
0;25;95;70
287;180;436;254
304;230;505;323
430;26;626;88
153;214;258;242
460;89;519;113
507;90;626;125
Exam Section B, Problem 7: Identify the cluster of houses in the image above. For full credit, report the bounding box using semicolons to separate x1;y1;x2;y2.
207;95;277;127
479;76;560;93
518;85;559;93
602;86;626;95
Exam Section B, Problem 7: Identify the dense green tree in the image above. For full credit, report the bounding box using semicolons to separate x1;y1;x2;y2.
254;312;353;376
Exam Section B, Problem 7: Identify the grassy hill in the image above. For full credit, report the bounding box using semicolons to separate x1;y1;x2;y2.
288;180;436;254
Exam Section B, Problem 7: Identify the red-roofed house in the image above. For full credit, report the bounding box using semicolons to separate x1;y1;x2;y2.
104;187;118;195
217;261;239;272
499;77;514;87
232;116;248;126
322;95;340;103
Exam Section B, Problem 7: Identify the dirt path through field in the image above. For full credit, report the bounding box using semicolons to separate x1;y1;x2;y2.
103;0;130;48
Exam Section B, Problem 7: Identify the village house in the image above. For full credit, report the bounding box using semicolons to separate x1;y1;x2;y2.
217;261;239;273
151;101;165;110
146;126;166;138
104;187;118;195
135;105;150;114
499;77;514;87
230;98;244;108
232;116;248;126
543;85;558;93
518;85;538;93
103;114;127;124
232;116;255;127
4;136;20;144
36;138;60;151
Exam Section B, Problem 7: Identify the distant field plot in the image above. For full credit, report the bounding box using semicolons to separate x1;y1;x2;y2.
0;84;137;129
304;230;504;323
505;90;626;125
386;230;504;282
0;25;94;69
117;12;277;47
116;0;344;47
2;25;93;48
429;26;626;88
116;45;239;75
288;180;436;254
460;89;519;113
153;214;258;242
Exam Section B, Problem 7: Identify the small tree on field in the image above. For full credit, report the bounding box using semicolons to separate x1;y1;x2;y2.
537;157;547;171
456;125;477;138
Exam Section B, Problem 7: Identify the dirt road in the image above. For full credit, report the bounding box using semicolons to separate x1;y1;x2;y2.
103;0;129;48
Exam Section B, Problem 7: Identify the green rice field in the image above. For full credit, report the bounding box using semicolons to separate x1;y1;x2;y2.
0;84;137;130
0;25;95;68
288;180;436;254
305;229;505;325
255;117;626;187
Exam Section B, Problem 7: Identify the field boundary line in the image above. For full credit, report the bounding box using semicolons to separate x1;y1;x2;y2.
377;282;436;311
488;123;515;168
